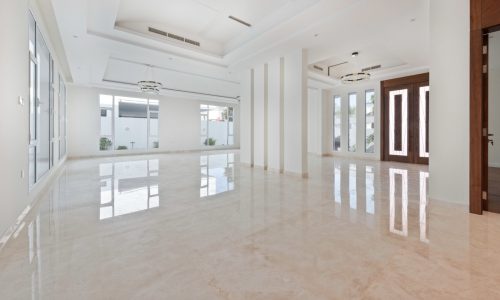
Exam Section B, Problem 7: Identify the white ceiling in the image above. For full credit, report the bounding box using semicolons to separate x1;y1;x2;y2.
116;0;292;45
46;0;430;99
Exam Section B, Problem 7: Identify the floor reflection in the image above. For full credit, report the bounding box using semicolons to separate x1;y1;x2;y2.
349;164;357;209
99;160;159;220
420;171;430;243
366;166;375;215
332;161;430;242
390;168;409;236
200;153;235;198
28;215;41;300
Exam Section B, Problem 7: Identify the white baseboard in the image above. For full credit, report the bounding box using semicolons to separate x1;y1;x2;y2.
488;162;500;168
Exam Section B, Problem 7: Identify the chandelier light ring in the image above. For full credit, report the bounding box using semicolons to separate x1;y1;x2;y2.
340;72;371;84
138;64;163;94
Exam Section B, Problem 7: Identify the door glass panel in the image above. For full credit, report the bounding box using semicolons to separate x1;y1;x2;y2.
348;93;357;152
389;89;408;156
419;86;430;158
333;96;341;151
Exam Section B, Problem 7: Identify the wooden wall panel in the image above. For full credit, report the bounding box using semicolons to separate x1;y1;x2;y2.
469;0;500;214
482;0;500;28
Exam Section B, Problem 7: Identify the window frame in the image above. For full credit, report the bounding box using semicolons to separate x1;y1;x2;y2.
200;104;235;148
99;95;159;151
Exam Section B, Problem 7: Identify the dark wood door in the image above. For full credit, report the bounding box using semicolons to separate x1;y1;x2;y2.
381;73;429;165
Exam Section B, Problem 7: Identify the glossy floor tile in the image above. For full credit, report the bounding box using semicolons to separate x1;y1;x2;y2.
1;151;500;299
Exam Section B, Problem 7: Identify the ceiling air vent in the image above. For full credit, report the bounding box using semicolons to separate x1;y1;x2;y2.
313;65;324;71
167;32;185;42
148;27;201;47
362;64;382;72
184;38;201;47
148;27;167;37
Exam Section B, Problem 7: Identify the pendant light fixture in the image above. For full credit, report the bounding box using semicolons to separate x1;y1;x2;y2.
138;64;163;94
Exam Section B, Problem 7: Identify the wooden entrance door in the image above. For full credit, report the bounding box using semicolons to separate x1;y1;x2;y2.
381;73;429;165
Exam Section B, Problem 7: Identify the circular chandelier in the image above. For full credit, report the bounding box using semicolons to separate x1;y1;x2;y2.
340;72;371;84
138;65;163;94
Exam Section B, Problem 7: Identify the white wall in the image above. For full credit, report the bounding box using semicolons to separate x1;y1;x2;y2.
283;49;308;175
239;49;308;176
253;65;267;168
240;69;253;165
0;0;68;241
68;86;240;158
429;0;469;203
308;88;323;155
328;80;382;160
489;69;500;167
268;58;284;172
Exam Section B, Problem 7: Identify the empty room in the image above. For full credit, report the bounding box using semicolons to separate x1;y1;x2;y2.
1;0;500;298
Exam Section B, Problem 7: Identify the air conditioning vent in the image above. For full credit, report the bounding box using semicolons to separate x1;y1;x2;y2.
313;65;324;71
167;33;185;42
147;26;201;47
184;38;200;47
148;27;167;37
362;64;382;72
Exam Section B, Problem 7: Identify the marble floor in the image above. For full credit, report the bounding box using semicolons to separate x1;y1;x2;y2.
1;151;500;299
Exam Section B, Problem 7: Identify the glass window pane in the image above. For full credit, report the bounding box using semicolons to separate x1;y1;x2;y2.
29;13;36;55
100;95;113;151
348;93;357;152
200;105;234;147
36;27;51;180
333;96;341;151
29;60;36;141
149;99;159;149
114;96;148;150
200;105;208;145
365;90;375;153
59;77;67;158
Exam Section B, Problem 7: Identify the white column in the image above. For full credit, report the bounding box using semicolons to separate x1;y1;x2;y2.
240;69;253;166
267;58;284;172
321;89;333;155
429;0;469;203
283;49;308;176
253;65;268;169
307;87;322;155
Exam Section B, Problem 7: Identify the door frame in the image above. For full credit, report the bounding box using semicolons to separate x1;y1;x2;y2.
470;0;500;215
381;73;429;164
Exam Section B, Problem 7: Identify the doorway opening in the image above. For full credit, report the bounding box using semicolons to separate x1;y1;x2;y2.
486;30;500;213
